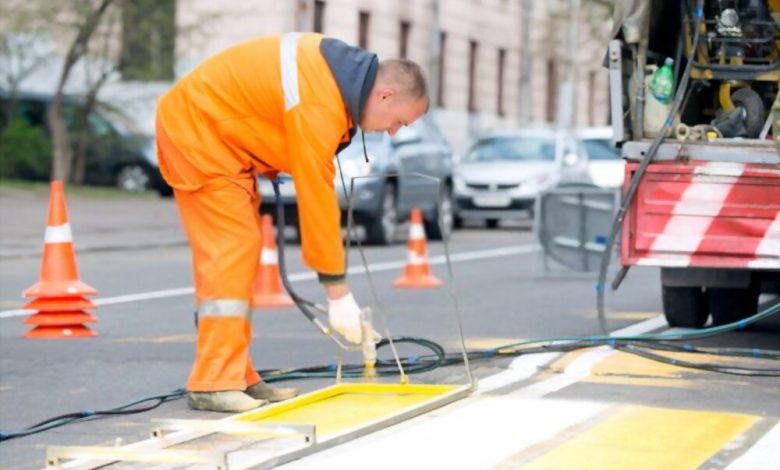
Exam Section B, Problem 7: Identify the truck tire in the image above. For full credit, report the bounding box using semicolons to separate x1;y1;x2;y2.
662;286;709;328
708;282;760;327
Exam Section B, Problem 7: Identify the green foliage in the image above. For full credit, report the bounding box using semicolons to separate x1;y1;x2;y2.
120;0;175;81
0;118;51;180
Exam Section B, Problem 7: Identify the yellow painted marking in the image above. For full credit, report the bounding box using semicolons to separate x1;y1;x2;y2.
606;311;660;320
586;350;756;388
586;351;694;388
442;338;530;350
585;375;693;389
522;406;757;470
236;383;459;437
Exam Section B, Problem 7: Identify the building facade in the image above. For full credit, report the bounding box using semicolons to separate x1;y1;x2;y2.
169;0;611;153
5;0;612;155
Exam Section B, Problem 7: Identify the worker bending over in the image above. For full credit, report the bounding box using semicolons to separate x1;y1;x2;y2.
156;33;429;412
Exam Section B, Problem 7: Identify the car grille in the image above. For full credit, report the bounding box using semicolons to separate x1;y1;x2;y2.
465;183;520;191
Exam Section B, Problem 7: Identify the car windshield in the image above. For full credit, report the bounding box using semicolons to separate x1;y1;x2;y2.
581;138;621;160
465;136;555;163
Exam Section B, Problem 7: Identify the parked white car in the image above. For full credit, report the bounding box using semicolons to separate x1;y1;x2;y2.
453;128;591;228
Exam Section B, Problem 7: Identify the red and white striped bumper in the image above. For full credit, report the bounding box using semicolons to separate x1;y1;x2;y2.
621;161;780;270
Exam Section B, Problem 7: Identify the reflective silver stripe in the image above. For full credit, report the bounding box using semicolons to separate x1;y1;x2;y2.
198;299;250;317
45;223;73;243
280;32;303;111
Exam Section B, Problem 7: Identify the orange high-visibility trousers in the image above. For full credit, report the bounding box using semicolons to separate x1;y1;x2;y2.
173;176;262;392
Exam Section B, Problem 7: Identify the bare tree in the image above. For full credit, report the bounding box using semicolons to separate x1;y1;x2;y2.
49;0;116;184
0;0;58;121
71;4;122;184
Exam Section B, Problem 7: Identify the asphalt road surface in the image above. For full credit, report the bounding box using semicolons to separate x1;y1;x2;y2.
0;191;778;469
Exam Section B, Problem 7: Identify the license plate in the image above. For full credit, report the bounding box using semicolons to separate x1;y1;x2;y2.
473;194;511;208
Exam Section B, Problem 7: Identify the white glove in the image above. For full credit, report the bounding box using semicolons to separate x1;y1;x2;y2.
327;292;363;344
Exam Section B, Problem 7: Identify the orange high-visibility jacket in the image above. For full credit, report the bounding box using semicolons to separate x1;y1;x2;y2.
156;33;378;282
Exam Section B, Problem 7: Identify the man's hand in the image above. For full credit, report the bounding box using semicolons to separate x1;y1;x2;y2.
327;291;363;344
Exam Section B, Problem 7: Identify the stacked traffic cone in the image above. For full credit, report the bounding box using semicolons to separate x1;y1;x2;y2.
22;181;98;338
394;208;443;288
252;215;295;308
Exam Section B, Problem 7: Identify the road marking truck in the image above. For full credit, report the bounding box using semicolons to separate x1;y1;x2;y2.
608;0;779;327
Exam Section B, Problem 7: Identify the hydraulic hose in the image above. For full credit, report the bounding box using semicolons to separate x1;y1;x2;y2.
271;179;331;336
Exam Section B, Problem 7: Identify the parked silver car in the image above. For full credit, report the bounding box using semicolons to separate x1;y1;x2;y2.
453;128;591;228
259;114;455;244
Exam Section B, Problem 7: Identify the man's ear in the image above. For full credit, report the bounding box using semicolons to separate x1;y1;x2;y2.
379;87;395;100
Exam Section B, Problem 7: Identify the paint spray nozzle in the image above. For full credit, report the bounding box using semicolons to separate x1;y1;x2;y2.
360;308;381;376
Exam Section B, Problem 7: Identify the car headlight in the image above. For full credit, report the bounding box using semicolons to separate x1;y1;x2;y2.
453;174;466;191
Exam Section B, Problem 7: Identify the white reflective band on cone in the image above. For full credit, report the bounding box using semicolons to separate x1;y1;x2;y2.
44;223;73;243
198;299;249;317
409;224;426;240
280;33;303;111
261;247;279;265
407;251;427;265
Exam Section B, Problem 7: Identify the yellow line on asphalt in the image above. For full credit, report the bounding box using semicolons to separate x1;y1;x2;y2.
521;406;757;470
606;311;661;320
585;350;759;389
586;350;697;388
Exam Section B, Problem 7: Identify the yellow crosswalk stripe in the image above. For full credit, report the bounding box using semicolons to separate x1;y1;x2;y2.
520;406;757;470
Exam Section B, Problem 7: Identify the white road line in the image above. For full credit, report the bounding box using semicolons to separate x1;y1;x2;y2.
725;422;780;470
477;352;560;394
0;244;538;319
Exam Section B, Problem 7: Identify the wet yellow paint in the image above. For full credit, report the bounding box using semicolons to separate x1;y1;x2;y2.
236;383;459;437
522;406;757;470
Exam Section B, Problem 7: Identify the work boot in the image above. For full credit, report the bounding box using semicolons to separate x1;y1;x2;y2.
187;391;266;412
245;381;299;402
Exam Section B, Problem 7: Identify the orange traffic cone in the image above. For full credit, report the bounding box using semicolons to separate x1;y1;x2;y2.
394;208;443;288
252;215;295;308
22;181;98;338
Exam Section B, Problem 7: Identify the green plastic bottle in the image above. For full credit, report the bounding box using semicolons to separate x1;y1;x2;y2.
649;57;674;105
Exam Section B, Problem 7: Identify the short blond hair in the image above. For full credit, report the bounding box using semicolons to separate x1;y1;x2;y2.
377;59;429;102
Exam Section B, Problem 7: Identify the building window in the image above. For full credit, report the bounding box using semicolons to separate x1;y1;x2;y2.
358;11;370;49
437;32;446;107
468;40;478;113
497;48;506;116
120;0;175;81
399;21;410;58
546;59;557;122
313;1;325;33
